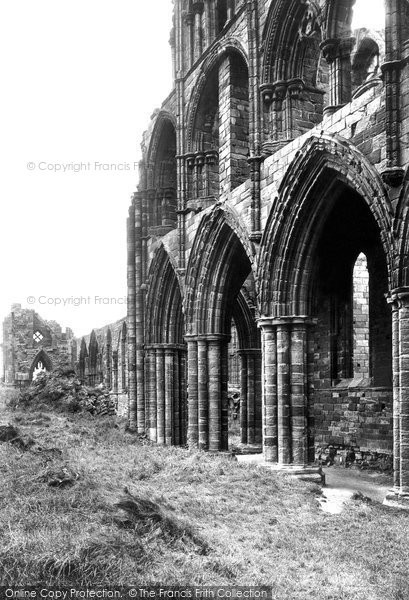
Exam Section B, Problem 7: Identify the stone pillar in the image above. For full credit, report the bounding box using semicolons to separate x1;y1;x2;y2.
193;2;204;63
156;348;165;444
221;341;229;451
259;317;314;469
197;338;209;450
186;337;199;448
173;350;181;446
208;338;222;451
165;348;174;446
260;322;278;463
127;199;137;429
203;0;215;49
276;323;291;465
184;12;194;70
321;38;354;115
291;321;308;466
389;297;401;490
180;349;188;445
239;351;248;444
147;347;157;442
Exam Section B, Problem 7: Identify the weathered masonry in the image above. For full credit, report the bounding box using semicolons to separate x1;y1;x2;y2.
2;304;75;385
126;0;409;504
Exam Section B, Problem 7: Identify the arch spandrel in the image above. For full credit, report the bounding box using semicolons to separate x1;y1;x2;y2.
258;134;395;317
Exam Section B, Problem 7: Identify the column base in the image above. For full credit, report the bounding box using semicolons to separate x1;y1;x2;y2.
235;454;324;484
383;490;409;510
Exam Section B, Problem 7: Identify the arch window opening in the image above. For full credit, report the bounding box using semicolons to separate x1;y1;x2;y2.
32;360;47;380
352;253;370;379
351;0;385;31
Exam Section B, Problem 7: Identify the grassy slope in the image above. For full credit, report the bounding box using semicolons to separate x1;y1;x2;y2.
1;396;409;598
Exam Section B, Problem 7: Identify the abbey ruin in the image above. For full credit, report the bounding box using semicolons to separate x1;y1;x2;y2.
5;0;409;506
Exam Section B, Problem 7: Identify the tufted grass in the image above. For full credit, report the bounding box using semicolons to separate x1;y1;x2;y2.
1;388;409;598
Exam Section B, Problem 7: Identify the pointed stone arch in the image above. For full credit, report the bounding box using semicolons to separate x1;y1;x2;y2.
145;110;178;231
258;134;394;317
185;204;255;336
184;204;261;450
258;133;394;469
144;243;187;446
29;349;52;381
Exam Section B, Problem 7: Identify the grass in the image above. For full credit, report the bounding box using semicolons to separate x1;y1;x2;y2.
1;386;409;598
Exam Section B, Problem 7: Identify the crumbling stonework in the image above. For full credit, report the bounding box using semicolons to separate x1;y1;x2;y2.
124;0;409;501
2;304;75;386
75;318;128;417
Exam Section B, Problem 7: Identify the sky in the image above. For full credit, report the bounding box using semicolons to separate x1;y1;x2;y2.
0;0;384;350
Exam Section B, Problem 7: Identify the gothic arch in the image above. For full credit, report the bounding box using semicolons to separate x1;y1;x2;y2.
262;0;322;85
258;134;394;317
185;38;249;152
144;111;178;229
323;0;355;40
145;244;185;345
184;204;255;335
29;349;52;380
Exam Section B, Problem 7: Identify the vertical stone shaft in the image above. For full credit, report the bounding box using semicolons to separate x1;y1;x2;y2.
198;339;209;450
193;4;203;62
240;351;248;444
221;341;229;451
247;353;255;444
156;349;165;445
134;192;145;433
208;339;221;451
127;201;137;429
173;349;181;446
261;324;278;463
277;324;291;464
180;350;187;445
399;296;409;493
187;339;199;448
254;349;263;445
165;349;174;445
148;348;157;442
391;301;400;489
291;324;308;466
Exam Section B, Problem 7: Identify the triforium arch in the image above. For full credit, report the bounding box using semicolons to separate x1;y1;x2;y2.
29;349;52;381
261;0;327;151
258;134;395;473
184;204;261;451
184;39;250;201
145;111;177;233
145;243;187;446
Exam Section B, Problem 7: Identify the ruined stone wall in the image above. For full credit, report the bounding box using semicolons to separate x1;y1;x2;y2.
2;304;75;386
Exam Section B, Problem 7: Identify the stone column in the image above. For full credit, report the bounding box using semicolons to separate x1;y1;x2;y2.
156;348;165;444
186;337;198;447
239;351;248;444
173;349;181;446
208;338;222;451
398;293;409;494
147;347;157;442
197;338;209;450
127;198;137;429
389;297;401;490
260;321;278;463
291;320;308;467
321;38;354;115
193;2;204;63
221;341;229;451
276;323;291;465
184;12;194;70
165;348;174;446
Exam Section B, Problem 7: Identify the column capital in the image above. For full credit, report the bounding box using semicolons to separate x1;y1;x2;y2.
258;316;316;328
388;288;409;308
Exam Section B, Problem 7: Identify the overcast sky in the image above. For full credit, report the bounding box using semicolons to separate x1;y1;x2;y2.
0;0;384;348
